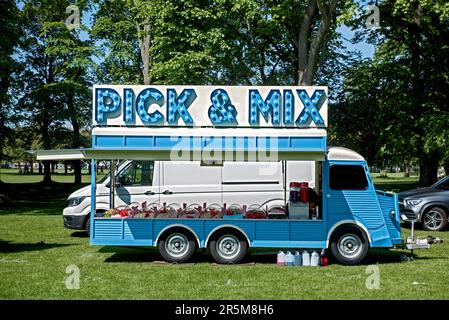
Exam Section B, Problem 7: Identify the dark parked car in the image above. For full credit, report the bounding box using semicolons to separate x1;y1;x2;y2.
398;175;449;231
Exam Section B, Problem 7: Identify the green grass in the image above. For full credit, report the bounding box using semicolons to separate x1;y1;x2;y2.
1;172;448;299
0;168;107;184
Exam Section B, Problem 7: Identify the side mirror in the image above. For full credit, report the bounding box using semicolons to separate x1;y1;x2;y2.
106;180;121;188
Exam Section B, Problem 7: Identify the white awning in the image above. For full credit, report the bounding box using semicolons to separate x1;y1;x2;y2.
35;149;86;161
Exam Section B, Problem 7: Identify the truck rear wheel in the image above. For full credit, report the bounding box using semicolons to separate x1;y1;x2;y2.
210;230;247;264
330;226;368;265
159;231;196;263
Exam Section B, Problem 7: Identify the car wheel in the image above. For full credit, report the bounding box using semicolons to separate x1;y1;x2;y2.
330;226;369;265
85;217;90;236
159;232;196;263
422;207;448;231
210;230;247;264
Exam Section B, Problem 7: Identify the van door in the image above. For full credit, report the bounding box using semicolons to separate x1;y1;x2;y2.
159;161;222;207
115;160;160;207
325;162;384;230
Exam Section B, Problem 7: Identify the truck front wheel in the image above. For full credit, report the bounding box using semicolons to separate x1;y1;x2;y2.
330;227;368;265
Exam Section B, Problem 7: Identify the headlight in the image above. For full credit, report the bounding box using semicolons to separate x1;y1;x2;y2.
405;199;422;206
66;196;86;207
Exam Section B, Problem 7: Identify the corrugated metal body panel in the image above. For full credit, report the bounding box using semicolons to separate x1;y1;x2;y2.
124;219;153;240
329;190;384;229
376;191;402;243
94;219;123;240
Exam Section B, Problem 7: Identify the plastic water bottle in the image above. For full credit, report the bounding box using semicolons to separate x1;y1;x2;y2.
294;251;302;266
277;251;286;266
302;250;310;266
285;251;294;266
311;251;320;266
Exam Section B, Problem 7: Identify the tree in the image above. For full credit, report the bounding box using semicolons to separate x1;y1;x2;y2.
337;0;449;185
0;0;22;163
92;0;156;84
18;0;94;184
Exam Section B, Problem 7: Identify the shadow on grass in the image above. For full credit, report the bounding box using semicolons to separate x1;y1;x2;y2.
0;181;86;216
0;240;74;254
70;231;89;238
97;247;416;266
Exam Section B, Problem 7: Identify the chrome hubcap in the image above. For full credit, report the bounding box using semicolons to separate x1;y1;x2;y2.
338;234;362;259
165;233;189;258
217;235;240;260
424;211;444;230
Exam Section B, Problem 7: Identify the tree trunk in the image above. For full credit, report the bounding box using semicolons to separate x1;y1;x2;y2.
73;160;81;185
137;22;152;85
43;161;51;184
64;162;68;174
419;154;439;186
38;162;42;174
67;93;82;185
444;164;449;176
296;0;337;85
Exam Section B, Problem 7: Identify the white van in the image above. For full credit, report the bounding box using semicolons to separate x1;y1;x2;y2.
63;160;316;234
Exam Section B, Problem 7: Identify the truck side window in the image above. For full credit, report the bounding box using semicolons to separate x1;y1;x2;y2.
119;161;154;186
330;165;368;190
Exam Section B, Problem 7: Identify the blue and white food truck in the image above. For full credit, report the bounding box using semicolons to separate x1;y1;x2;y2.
37;85;431;265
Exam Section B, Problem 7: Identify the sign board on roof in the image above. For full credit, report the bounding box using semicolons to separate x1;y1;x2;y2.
93;85;328;128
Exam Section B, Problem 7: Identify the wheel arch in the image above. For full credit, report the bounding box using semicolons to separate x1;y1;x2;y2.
421;203;449;220
326;220;371;248
205;225;251;248
155;224;201;248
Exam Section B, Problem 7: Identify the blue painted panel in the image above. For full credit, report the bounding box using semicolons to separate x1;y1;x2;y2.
125;136;154;148
124;219;153;240
153;219;206;244
91;239;153;246
204;220;256;243
252;240;326;248
289;221;324;241
92;134;327;153
95;135;124;148
255;220;289;241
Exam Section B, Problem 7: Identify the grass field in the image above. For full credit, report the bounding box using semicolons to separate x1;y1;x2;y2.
1;170;448;299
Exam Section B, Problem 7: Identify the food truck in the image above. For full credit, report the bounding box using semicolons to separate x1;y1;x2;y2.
36;85;431;265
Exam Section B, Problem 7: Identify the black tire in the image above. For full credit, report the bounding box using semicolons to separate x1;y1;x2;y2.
85;217;90;236
159;231;196;263
422;207;448;231
209;230;247;264
330;226;369;265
